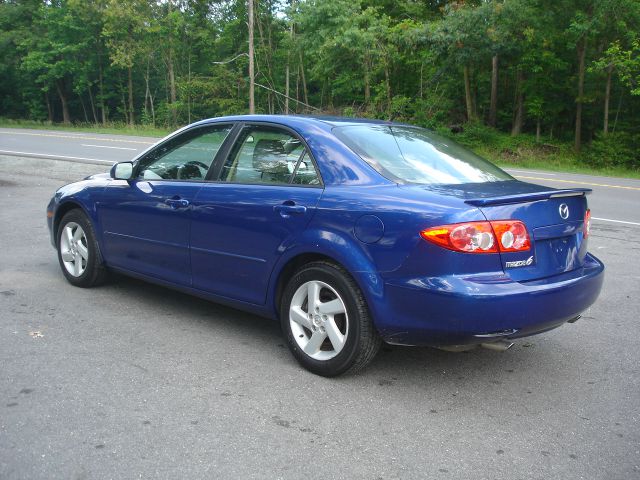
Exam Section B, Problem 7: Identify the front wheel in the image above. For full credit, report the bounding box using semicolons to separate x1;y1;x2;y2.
280;261;381;376
57;209;108;287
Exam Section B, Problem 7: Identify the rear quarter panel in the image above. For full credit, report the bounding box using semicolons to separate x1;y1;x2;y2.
270;185;503;327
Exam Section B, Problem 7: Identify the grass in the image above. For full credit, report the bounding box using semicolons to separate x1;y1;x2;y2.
478;145;640;180
2;117;639;179
436;123;640;180
0;118;169;138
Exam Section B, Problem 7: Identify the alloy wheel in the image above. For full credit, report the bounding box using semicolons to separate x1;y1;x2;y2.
60;222;89;277
289;280;349;361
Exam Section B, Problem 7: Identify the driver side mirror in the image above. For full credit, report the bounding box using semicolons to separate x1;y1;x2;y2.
110;161;134;180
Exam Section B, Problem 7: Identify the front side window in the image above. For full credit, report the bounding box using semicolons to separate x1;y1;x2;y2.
137;125;232;181
334;125;513;185
219;126;320;185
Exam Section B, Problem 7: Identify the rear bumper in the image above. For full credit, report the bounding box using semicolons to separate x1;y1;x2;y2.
375;253;604;346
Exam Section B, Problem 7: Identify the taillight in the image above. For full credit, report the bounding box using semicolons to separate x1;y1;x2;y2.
421;220;530;254
421;222;497;253
584;209;591;238
489;220;531;252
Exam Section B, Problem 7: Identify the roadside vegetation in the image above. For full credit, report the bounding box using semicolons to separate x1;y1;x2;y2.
0;118;171;138
1;0;639;177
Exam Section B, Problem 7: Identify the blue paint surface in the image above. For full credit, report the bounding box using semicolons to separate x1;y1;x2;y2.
47;115;604;346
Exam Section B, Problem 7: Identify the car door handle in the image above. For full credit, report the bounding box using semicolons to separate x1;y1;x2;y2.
165;197;190;209
274;202;307;217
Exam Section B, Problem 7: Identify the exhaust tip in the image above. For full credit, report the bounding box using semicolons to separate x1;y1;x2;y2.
567;315;581;324
480;340;514;352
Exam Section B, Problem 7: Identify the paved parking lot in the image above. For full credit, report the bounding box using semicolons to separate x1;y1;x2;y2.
1;151;639;479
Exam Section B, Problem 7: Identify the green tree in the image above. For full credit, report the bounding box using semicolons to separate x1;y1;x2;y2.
103;0;151;126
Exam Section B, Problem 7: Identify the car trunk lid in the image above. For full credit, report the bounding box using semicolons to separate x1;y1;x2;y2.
465;186;591;281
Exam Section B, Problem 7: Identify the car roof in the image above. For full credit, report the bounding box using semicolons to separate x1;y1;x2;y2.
192;114;405;128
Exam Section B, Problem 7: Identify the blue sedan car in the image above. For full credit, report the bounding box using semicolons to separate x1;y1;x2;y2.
47;115;604;376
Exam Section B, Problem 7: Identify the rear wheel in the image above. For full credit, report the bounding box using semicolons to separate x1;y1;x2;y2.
280;261;381;376
57;209;108;287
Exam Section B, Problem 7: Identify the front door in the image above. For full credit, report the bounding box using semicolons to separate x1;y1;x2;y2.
98;124;233;285
190;124;323;304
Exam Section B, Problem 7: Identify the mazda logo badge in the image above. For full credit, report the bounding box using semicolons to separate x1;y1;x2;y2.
559;203;569;220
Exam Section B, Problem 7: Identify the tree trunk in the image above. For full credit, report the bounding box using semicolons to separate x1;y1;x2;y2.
187;52;191;124
299;51;308;108
364;54;371;107
603;63;612;135
96;37;107;125
121;79;127;123
511;69;524;136
254;1;277;114
167;0;177;126
489;54;498;127
79;93;89;123
575;37;586;152
56;81;70;124
285;1;295;115
127;66;134;126
45;91;53;123
150;91;155;126
384;55;392;117
613;89;623;133
88;86;98;124
536;117;541;142
144;58;151;120
295;64;300;113
463;64;475;122
248;0;255;114
168;48;177;126
285;63;290;114
98;54;106;125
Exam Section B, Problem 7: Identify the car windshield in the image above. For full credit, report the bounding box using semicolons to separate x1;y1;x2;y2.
334;125;513;185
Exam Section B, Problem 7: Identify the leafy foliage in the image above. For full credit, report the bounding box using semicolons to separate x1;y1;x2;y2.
0;0;638;171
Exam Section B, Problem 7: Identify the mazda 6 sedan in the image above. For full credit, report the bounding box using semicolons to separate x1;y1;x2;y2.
47;115;604;376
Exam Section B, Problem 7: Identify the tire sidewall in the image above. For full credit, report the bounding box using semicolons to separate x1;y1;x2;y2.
57;210;99;287
281;263;364;376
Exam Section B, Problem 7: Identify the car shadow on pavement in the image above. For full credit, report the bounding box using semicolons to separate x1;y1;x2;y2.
95;273;573;389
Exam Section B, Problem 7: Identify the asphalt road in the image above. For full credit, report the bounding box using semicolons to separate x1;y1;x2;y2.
2;127;640;225
1;129;639;479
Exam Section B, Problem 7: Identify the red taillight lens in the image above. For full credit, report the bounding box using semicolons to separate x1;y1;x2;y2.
421;222;497;253
490;220;531;252
584;209;591;238
421;220;530;254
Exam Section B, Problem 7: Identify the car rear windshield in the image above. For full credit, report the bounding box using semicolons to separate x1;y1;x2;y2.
334;125;513;185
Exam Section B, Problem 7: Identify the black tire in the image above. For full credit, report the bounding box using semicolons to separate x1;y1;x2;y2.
280;261;381;376
56;209;108;288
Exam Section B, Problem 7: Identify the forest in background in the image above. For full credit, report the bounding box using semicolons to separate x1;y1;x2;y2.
1;0;639;172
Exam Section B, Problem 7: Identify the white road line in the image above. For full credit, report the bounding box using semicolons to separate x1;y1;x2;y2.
0;130;155;144
514;174;640;191
506;169;557;176
593;217;640;227
0;149;113;164
81;144;138;151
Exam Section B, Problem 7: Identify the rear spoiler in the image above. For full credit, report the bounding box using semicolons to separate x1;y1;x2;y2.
465;188;591;207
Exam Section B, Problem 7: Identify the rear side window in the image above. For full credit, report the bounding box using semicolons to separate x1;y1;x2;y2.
219;126;320;186
291;151;320;185
334;125;513;185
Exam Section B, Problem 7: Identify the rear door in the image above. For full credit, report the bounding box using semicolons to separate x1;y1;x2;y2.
190;123;323;304
470;188;590;281
99;124;233;285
